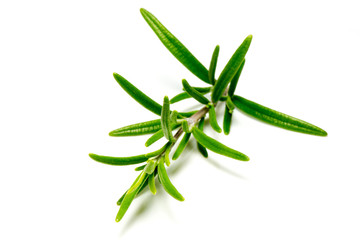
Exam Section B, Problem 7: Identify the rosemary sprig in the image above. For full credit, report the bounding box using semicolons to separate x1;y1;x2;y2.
89;8;327;223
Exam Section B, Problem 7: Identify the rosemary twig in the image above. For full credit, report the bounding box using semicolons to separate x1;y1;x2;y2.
89;8;327;223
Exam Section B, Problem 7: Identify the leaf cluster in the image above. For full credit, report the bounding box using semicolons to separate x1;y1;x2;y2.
89;8;327;223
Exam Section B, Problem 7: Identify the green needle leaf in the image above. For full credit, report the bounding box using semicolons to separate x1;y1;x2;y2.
170;110;178;123
134;164;146;171
164;147;171;167
117;174;141;206
196;117;208;158
211;35;252;103
161;96;175;142
182;79;210;105
223;106;233;135
226;96;235;113
109;119;161;137
118;169;158;205
145;142;170;158
148;172;157;195
116;177;148;205
170;92;191;104
171;87;212;104
178;111;198;118
115;172;148;222
89;145;166;166
209;45;220;85
198;117;205;130
197;142;208;158
158;159;185;201
192;127;249;161
228;59;245;97
113;73;162;116
191;87;212;93
209;104;222;133
89;153;149;166
145;124;180;147
145;129;164;147
140;8;210;84
172;132;191;160
232;95;328;136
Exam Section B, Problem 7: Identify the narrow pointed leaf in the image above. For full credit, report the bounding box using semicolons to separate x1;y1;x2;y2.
117;171;157;205
145;124;180;147
170;92;191;104
89;153;149;166
109;119;161;137
228;59;245;97
192;127;249;161
164;147;171;167
226;96;235;113
148;172;157;194
223;106;233;135
134;164;146;171
172;132;191;160
171;87;212;104
182;79;210;105
170;110;178;123
211;35;252;103
145;142;170;158
113;73;162;115
192;87;212;93
89;145;165;166
117;172;143;205
178;111;198;118
138;169;157;195
140;8;210;84
209;104;222;133
197;141;208;158
115;172;148;222
145;129;164;147
158;160;185;201
161;96;175;142
196;117;208;157
208;45;220;85
232;95;328;136
198;117;205;130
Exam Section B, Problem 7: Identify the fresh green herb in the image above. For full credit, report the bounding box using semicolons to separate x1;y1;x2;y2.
89;8;327;223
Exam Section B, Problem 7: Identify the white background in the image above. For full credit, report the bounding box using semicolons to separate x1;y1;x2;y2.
1;0;359;239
